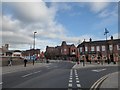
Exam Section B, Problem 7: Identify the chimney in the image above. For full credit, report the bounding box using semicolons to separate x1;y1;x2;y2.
111;36;113;40
5;44;9;50
90;38;92;42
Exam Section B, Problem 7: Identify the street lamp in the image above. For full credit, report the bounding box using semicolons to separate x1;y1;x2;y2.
33;31;37;65
33;31;37;49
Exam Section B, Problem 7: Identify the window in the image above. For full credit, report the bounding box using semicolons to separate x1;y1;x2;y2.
102;45;105;51
96;46;100;51
64;49;67;51
91;46;95;51
80;47;82;52
109;45;113;51
85;46;88;51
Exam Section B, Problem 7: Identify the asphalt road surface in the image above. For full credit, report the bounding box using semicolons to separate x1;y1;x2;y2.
2;61;118;89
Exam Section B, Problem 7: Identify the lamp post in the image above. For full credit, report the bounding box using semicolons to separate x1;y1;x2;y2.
33;31;37;65
33;31;37;49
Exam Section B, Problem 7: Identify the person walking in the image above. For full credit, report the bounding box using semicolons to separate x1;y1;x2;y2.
8;57;12;66
24;58;27;67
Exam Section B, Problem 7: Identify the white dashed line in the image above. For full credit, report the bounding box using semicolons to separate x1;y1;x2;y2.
0;82;3;85
76;80;80;83
75;75;78;78
69;80;72;83
22;70;41;77
74;69;82;88
76;78;79;80
68;83;72;87
77;84;81;88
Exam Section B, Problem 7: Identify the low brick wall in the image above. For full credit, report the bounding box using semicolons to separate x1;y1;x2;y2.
0;56;25;66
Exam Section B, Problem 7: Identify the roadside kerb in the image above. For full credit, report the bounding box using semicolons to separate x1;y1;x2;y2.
72;63;118;69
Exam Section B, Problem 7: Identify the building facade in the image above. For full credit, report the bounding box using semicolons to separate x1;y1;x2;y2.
77;36;120;62
22;49;40;58
45;41;78;60
0;44;9;56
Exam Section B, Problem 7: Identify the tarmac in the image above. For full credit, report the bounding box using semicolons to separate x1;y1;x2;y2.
1;61;120;89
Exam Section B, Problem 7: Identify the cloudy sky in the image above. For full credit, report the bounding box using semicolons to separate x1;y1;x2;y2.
1;0;119;51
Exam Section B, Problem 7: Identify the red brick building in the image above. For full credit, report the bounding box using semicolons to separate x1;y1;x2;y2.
22;49;40;58
77;36;120;62
45;41;78;60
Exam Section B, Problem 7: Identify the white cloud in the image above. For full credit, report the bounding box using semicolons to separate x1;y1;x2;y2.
89;2;110;13
6;2;56;23
1;1;118;51
2;2;67;51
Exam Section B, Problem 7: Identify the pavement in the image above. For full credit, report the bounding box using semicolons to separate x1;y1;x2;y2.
1;61;119;89
73;62;119;89
1;62;51;75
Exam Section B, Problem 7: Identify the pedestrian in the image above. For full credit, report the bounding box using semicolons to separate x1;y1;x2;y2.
24;58;27;67
8;57;12;66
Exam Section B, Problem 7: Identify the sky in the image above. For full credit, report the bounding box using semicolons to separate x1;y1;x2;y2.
1;0;119;51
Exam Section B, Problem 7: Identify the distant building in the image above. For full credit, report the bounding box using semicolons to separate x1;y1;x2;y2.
0;44;9;56
22;49;40;59
77;36;120;62
45;41;78;60
0;44;23;57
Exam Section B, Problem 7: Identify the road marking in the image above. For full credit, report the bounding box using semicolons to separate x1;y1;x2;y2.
70;77;72;80
33;71;41;74
75;75;78;78
90;74;108;90
74;69;82;88
76;80;80;83
22;70;41;78
92;68;106;72
68;83;72;87
70;75;72;78
0;82;3;85
76;78;79;80
77;84;81;88
69;80;72;83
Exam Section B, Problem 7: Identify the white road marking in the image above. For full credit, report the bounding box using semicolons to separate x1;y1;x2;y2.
92;68;106;72
76;78;79;80
69;80;72;83
33;71;41;74
22;70;41;78
77;84;81;88
70;77;72;80
76;81;80;83
68;83;72;87
75;75;78;78
70;75;72;78
0;82;3;85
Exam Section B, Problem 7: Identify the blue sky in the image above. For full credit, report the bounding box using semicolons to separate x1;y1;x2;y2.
1;0;118;51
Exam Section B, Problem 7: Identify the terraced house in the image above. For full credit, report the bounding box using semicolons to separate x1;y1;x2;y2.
77;36;120;63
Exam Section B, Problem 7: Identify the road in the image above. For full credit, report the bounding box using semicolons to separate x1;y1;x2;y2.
2;61;118;89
